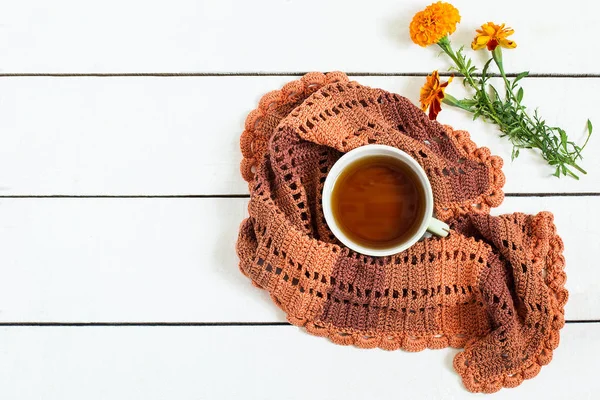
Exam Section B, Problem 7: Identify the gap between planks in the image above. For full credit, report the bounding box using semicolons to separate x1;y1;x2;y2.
0;73;599;78
1;193;599;199
0;321;596;327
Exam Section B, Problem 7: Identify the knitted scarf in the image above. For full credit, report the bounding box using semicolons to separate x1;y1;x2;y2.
236;72;567;393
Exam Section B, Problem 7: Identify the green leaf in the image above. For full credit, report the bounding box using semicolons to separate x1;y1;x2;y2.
517;87;524;103
432;38;589;179
460;99;477;107
490;84;501;100
553;167;561;177
559;128;568;152
513;71;529;84
481;58;493;79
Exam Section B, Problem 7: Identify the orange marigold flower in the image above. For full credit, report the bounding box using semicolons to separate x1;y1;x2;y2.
420;71;453;120
410;2;461;47
471;22;517;51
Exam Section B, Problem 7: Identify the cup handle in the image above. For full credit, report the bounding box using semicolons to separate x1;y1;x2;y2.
427;217;450;237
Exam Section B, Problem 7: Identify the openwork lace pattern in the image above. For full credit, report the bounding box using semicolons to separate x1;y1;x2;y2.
237;72;567;393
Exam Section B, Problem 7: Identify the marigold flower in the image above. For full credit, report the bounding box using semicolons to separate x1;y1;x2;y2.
410;2;461;47
420;71;453;120
471;22;517;51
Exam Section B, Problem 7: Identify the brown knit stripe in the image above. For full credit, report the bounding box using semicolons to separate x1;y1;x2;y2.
278;82;504;219
316;235;491;334
237;72;567;393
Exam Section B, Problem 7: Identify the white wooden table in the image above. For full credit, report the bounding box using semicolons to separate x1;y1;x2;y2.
0;1;598;398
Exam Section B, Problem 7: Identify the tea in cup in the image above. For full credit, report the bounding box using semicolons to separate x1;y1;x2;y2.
322;145;449;256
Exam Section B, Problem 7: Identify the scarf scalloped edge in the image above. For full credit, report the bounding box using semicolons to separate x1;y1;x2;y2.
239;71;505;220
237;72;563;393
239;211;567;393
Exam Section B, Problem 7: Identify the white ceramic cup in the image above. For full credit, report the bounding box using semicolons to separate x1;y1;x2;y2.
322;144;449;256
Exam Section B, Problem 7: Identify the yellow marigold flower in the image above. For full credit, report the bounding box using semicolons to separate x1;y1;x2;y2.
410;2;461;47
420;71;453;120
471;22;517;51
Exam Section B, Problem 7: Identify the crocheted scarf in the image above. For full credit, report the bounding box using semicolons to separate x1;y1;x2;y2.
236;72;567;393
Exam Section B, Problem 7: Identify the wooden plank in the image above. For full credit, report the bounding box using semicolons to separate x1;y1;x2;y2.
0;196;595;322
0;324;596;399
0;76;596;195
0;0;597;74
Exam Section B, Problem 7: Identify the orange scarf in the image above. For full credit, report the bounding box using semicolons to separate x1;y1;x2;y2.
237;72;567;393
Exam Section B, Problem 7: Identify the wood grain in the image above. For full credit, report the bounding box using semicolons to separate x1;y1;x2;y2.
0;196;595;322
0;76;596;196
0;2;597;397
0;0;597;74
0;324;596;399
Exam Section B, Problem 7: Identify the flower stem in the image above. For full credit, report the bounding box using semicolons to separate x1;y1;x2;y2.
438;38;505;128
491;47;587;177
492;48;533;126
435;38;591;179
437;37;477;89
